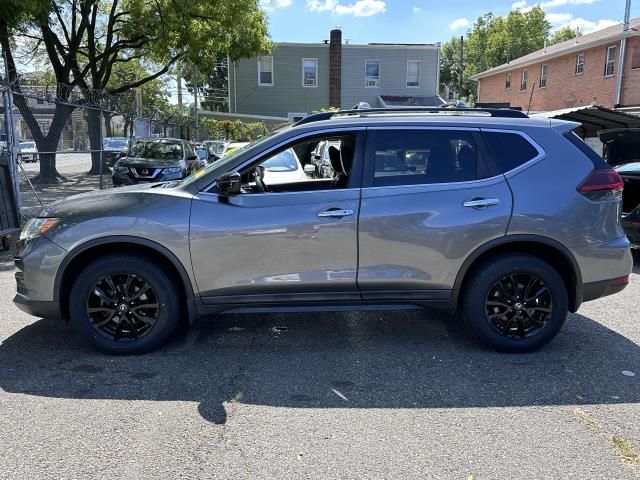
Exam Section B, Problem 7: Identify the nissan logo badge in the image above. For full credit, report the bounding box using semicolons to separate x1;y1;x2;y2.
141;169;149;176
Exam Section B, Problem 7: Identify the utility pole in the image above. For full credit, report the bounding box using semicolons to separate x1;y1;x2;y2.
459;36;464;99
177;69;183;114
193;63;199;141
615;0;632;106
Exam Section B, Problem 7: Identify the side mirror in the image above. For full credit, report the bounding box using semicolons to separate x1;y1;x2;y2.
304;164;316;175
188;154;198;161
217;171;241;195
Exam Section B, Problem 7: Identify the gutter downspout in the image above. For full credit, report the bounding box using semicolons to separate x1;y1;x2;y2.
227;54;232;113
615;38;627;107
615;0;631;107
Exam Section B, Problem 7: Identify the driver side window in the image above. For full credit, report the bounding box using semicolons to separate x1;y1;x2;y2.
240;133;358;194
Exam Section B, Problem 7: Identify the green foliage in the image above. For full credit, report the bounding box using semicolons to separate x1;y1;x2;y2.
549;27;578;46
441;6;557;101
200;118;269;142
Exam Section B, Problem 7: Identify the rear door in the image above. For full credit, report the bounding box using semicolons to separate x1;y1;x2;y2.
357;127;513;300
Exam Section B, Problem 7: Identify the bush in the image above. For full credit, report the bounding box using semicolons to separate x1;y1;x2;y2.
200;119;270;142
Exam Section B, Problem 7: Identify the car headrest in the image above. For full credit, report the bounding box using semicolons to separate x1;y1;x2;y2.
328;146;345;175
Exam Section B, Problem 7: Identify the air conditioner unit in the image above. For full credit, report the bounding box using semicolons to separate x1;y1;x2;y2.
367;79;379;87
304;79;315;86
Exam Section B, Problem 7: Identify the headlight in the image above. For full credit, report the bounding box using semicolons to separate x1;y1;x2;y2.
164;167;183;174
114;164;129;173
20;218;60;241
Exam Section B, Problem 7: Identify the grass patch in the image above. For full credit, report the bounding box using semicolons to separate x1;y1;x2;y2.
612;435;640;467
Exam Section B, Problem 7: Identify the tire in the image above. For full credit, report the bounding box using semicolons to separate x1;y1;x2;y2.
462;254;568;353
69;254;182;355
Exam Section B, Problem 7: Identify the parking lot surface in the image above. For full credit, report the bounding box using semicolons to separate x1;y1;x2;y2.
0;256;638;479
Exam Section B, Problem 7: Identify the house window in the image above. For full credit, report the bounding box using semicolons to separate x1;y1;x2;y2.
632;45;640;70
576;53;585;75
406;60;421;87
520;69;528;91
302;58;318;87
365;60;380;87
258;56;273;86
505;73;512;89
604;46;616;77
539;64;548;88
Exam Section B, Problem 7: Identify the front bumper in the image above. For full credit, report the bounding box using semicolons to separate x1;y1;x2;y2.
12;235;67;319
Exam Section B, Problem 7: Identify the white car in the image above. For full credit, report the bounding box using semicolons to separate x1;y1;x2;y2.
260;148;310;185
19;141;38;162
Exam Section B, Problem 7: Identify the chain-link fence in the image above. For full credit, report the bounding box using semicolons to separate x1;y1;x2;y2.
3;79;190;219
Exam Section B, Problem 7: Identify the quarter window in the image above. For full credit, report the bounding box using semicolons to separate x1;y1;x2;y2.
539;64;548;88
369;130;494;187
365;60;380;87
506;73;512;89
605;46;616;77
406;60;421;87
302;58;317;87
258;56;274;86
483;132;540;173
520;69;528;91
576;53;585;75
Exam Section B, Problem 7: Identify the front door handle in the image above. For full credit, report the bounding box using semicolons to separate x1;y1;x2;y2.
317;208;354;218
463;198;501;209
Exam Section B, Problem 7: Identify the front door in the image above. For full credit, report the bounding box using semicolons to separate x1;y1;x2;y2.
190;131;363;305
357;127;513;300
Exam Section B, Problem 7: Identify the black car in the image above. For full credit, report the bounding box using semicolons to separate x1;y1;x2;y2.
601;129;640;249
112;138;200;187
102;137;130;168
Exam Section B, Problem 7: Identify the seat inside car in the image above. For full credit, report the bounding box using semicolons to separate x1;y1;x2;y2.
329;145;353;188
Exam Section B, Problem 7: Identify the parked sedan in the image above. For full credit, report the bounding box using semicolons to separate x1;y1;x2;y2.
103;137;130;168
112;138;200;187
18;141;38;162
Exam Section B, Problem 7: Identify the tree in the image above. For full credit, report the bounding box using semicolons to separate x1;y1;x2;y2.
182;57;229;112
440;6;552;103
549;27;578;46
0;0;270;181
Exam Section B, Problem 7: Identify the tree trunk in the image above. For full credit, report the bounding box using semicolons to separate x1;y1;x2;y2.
87;108;106;175
103;112;113;137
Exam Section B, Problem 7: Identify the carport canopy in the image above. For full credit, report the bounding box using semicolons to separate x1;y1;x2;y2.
533;105;640;138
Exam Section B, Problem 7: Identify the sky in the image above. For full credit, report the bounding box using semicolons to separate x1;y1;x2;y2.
260;0;639;45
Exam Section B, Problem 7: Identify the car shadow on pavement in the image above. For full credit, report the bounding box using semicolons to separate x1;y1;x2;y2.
0;309;638;425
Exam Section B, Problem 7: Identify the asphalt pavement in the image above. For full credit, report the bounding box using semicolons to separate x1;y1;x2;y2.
0;255;638;479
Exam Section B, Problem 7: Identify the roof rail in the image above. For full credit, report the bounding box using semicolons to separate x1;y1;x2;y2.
294;107;528;126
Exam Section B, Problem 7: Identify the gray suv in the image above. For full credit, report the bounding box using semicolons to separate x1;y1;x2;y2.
13;108;633;355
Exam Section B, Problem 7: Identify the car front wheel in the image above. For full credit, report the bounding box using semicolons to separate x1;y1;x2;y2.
462;254;568;353
69;254;182;354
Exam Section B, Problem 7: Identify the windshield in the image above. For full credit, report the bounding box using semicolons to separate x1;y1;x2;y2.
104;139;128;149
129;141;184;161
196;147;208;160
261;149;299;172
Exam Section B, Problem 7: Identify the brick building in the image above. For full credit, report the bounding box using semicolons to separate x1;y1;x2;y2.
470;19;640;113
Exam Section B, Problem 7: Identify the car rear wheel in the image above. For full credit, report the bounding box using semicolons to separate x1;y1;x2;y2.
69;254;181;354
462;254;568;353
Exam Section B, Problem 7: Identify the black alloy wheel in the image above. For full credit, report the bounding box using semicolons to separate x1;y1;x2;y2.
484;273;553;338
70;254;181;355
87;273;160;341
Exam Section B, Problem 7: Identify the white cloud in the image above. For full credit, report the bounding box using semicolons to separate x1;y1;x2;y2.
546;12;573;24
307;0;386;16
413;6;422;13
560;17;618;33
260;0;293;10
513;0;601;10
449;17;470;31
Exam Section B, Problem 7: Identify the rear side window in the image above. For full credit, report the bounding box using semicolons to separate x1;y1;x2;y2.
368;130;496;187
563;131;609;169
483;131;540;173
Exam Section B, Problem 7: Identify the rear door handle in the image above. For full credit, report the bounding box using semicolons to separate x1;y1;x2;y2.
317;208;354;218
463;198;501;209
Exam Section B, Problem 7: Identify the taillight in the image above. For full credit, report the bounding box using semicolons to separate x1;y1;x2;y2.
577;169;624;201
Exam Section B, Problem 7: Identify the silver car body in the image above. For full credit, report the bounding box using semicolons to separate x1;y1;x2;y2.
14;114;633;321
